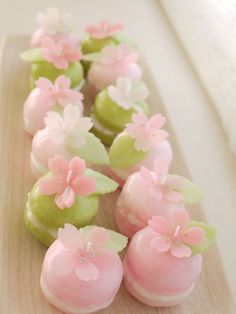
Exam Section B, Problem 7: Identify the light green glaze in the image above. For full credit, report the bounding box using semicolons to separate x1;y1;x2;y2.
93;89;149;133
30;61;84;89
109;134;147;169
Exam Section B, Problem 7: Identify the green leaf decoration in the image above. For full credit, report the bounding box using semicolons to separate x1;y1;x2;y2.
68;132;109;165
113;33;138;48
181;178;203;204
109;134;147;169
106;229;128;253
188;221;217;255
81;52;101;62
80;226;128;253
84;168;119;194
20;48;44;62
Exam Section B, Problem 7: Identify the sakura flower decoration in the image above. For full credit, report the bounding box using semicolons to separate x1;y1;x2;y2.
36;75;83;108
125;113;169;151
39;156;96;209
108;77;149;111
85;21;123;39
99;44;139;65
44;104;93;149
148;210;206;258
41;36;81;69
51;224;109;280
140;158;183;202
36;8;74;35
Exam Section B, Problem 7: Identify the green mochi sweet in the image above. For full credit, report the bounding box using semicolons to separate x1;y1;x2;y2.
92;89;149;138
81;36;118;54
25;183;99;246
30;61;84;89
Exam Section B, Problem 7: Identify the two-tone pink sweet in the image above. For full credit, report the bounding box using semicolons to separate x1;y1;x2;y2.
116;158;203;238
108;112;173;186
87;44;142;94
31;104;109;179
23;75;83;135
123;209;216;307
30;7;79;48
41;223;127;313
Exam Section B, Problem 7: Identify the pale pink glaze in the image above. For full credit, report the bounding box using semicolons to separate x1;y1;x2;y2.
123;227;202;307
23;89;55;135
87;62;142;93
115;171;183;238
41;239;123;314
30;28;79;47
31;128;73;179
110;138;173;185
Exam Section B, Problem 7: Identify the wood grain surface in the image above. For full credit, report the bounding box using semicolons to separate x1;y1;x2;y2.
0;34;235;314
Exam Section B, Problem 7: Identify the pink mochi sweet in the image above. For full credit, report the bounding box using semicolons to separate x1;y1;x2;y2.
115;170;183;239
123;225;203;307
23;76;83;136
40;224;126;314
87;44;142;93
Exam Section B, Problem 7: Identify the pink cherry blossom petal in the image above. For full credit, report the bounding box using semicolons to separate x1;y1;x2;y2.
183;227;206;246
55;75;71;89
55;187;75;209
72;176;96;196
69;157;86;177
75;260;99;281
48;155;69;179
148;114;166;130
51;252;76;276
150;236;171;252
84;227;109;250
86;21;123;39
35;77;54;93
58;223;83;250
44;111;64;129
170;243;192;258
140;167;155;185
148;216;172;234
38;176;64;195
164;190;183;202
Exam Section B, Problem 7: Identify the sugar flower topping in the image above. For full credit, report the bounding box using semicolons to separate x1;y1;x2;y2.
39;156;96;209
148;210;206;258
36;7;74;35
108;77;149;111
85;20;123;39
125;113;169;151
41;36;81;69
141;158;183;202
35;75;83;107
99;44;139;65
44;104;93;149
51;224;128;281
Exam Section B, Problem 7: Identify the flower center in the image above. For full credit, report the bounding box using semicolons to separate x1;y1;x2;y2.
78;241;95;263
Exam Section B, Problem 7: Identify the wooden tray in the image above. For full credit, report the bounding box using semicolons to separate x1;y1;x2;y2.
0;34;235;314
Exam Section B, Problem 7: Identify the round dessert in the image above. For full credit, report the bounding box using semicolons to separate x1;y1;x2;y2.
25;155;118;246
40;224;127;313
21;36;83;89
87;44;142;94
23;75;83;136
116;158;203;238
91;77;149;145
30;7;79;47
31;104;109;179
108;112;172;185
123;210;216;307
